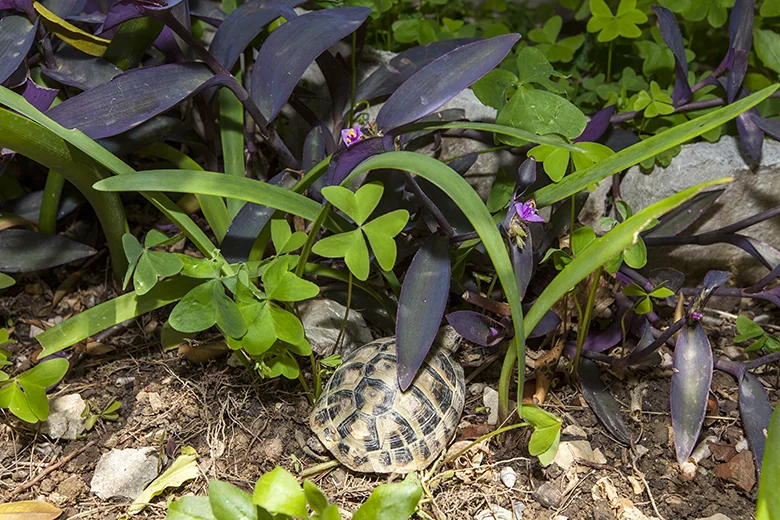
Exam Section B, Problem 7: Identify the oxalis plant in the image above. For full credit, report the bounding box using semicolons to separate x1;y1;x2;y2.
0;0;778;508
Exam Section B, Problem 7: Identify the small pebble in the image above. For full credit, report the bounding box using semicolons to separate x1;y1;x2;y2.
735;438;749;452
533;482;562;509
512;501;526;520
500;466;517;488
753;314;771;324
474;505;512;520
469;383;485;396
483;386;499;426
115;376;135;387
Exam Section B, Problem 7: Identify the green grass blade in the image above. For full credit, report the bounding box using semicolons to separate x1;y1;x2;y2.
219;82;246;218
0;86;219;262
139;143;231;242
531;85;779;207
94;170;323;221
396;121;585;152
345;151;527;408
37;277;203;358
0;107;129;279
757;404;780;520
39;170;65;235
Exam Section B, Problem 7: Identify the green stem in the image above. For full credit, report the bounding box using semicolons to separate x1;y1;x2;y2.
573;266;603;373
607;40;614;82
39;170;64;234
296;354;315;406
333;271;353;352
295;202;332;278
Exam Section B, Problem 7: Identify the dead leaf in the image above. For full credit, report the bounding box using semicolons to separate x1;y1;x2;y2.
128;446;200;514
0;500;62;519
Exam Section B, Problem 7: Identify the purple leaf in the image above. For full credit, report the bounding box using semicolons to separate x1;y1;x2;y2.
209;0;302;70
325;135;392;186
447;152;478;176
189;0;226;26
355;38;478;103
0;229;96;272
41;47;122;91
527;309;560;338
737;108;763;160
153;26;185;64
0;17;37;85
396;234;451;391
688;269;730;314
754;116;780;142
671;322;713;464
510;237;533;300
515;156;537;194
47;63;231;139
316;50;352;123
575;105;615;143
377;34;520;133
739;371;772;472
220;171;297;264
44;0;83;17
0;0;34;16
648;267;685;293
0;189;82;223
21;78;58;111
100;0;185;32
718;0;753;103
651;6;692;106
643;189;724;238
579;358;631;444
445;310;506;347
97;116;201;155
250;7;371;123
564;293;635;359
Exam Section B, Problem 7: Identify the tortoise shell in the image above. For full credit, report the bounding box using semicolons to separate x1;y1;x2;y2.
310;337;465;473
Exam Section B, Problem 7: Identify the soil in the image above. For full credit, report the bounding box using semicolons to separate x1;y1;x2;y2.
0;259;775;520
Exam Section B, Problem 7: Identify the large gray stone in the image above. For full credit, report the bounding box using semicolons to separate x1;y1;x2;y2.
90;447;159;500
617;136;780;284
297;298;373;357
42;393;87;441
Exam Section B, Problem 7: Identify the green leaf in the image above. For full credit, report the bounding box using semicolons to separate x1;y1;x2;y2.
497;86;587;141
169;280;221;333
267;353;300;379
0;383;37;423
133;255;158;295
735;315;765;341
145;229;173;248
304;480;329;515
516;47;566;92
214;284;247;339
745;337;768;352
471;69;518;111
122;234;144;290
167;496;218;520
622;238;647;268
529;144;570;182
531;85;780;207
524;404;562;463
755;29;780;75
262;258;319;302
761;1;780;17
312;229;371;281
622;283;647;297
486;169;514;212
649;286;675;298
146;251;184;279
269;304;305;345
242;303;276;355
361;209;409;271
129;446;200;514
16;381;49;422
208;480;257;520
270;219;292;255
635;296;653;314
253;467;307;517
587;0;647;41
571;226;596;256
17;358;70;388
33;1;110;57
757;403;780;519
0;272;15;289
321;504;342;520
353;473;422;520
321;182;383;226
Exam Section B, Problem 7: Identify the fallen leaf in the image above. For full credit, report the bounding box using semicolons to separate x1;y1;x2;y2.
128;446;200;514
715;450;756;492
0;500;62;519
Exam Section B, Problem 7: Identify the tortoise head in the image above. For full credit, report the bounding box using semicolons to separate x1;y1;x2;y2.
434;325;462;354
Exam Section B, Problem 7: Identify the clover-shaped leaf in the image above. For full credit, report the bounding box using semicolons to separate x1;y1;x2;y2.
587;0;648;42
270;219;307;255
528;15;585;63
169;279;247;338
528;142;613;183
472;69;518;111
122;232;184;295
314;182;409;281
498;86;587;142
634;81;675;118
516;47;567;93
262;257;320;302
0;273;15;290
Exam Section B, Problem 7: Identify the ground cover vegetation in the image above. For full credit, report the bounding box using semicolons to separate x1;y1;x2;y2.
0;0;779;517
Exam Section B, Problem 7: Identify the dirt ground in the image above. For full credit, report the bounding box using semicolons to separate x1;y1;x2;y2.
0;261;773;520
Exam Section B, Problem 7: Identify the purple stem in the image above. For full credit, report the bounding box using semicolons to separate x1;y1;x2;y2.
610;98;725;124
715;358;745;378
403;172;454;237
745;350;780;371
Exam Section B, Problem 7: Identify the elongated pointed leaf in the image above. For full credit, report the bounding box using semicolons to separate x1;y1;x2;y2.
510;239;533;300
445;310;506;347
355;38;477;103
739;371;772;472
643;189;724;238
47;63;230;139
396;234;450;390
209;0;302;70
531;85;779;207
0;188;82;223
575;105;615;143
651;6;692;105
21;78;57;112
0;500;62;519
579;358;631;444
726;0;753;103
671;322;713;464
377;34;519;132
0;229;96;273
756;404;780;519
0;16;37;84
325;136;392;186
41;47;122;91
100;0;183;32
737;108;763;160
250;7;370;123
34;2;110;57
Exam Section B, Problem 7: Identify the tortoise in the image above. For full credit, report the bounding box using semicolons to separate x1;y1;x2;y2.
310;334;465;473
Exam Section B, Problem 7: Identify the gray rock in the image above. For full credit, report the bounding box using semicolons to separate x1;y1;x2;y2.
694;515;733;520
297;298;373;357
474;505;513;520
482;386;499;426
42;394;87;440
619;136;780;284
512;501;527;520
90;447;159;500
532;482;563;509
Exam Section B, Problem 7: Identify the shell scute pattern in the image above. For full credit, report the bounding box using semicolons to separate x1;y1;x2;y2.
310;337;465;473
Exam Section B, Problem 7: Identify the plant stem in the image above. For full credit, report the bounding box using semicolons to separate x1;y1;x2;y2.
607;40;614;82
39;170;64;234
295;203;332;278
333;271;353;353
610;97;725;124
573;266;603;373
403;172;454;236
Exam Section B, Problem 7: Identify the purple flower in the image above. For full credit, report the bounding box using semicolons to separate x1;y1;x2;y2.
690;311;703;321
341;125;363;147
515;199;545;223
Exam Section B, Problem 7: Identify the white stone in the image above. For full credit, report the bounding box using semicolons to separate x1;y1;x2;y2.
90;447;159;500
619;136;780;283
483;386;499;426
500;466;517;488
694;515;733;520
474;505;513;520
552;425;607;471
42;394;87;441
296;298;373;357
